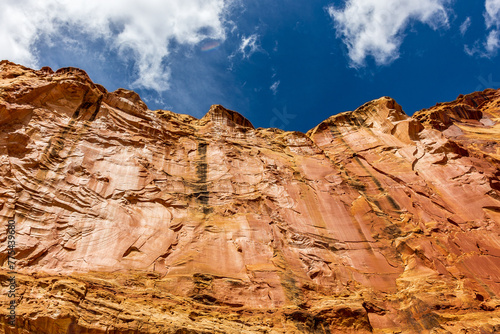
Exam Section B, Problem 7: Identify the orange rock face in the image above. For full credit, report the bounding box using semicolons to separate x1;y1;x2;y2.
1;60;500;333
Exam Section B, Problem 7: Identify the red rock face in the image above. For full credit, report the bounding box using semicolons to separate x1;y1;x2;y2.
0;60;500;333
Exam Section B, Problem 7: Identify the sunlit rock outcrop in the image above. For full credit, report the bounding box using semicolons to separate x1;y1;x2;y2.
1;60;500;333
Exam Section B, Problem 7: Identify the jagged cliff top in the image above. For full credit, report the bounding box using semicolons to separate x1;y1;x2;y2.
3;59;498;138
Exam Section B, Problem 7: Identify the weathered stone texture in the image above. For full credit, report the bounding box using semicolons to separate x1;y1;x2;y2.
1;61;500;333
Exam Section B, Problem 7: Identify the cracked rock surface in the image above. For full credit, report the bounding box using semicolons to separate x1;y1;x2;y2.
1;61;500;333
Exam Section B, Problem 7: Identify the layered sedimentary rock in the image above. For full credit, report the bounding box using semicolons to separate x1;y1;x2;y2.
0;60;500;333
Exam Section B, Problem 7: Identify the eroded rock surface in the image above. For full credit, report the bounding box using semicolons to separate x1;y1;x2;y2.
1;61;500;333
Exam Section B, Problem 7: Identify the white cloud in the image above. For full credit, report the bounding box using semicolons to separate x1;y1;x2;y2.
464;0;500;57
482;0;500;55
460;17;471;35
270;80;280;95
328;0;451;67
486;0;500;28
238;34;260;58
0;0;230;91
486;29;500;54
464;43;480;57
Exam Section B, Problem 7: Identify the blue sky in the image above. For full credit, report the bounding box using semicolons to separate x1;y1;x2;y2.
2;0;500;132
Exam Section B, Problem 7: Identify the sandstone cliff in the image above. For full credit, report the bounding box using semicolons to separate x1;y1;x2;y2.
0;60;500;333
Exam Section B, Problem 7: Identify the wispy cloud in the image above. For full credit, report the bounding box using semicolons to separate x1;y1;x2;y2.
486;0;500;27
328;0;451;67
238;34;261;58
460;17;471;35
270;80;280;95
484;0;500;55
464;0;500;57
486;30;500;54
0;0;230;92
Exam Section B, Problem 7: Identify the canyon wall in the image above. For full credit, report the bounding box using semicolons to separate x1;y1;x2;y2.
0;61;500;333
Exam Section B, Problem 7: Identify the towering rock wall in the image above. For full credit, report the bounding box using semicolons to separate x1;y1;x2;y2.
0;61;500;333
